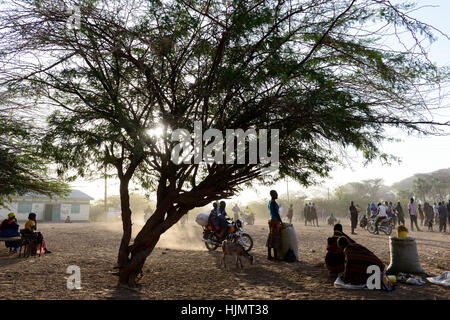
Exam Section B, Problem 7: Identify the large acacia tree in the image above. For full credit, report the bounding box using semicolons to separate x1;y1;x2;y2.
1;0;449;286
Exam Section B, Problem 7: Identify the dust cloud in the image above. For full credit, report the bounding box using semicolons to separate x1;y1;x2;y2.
154;222;207;251
97;220;208;251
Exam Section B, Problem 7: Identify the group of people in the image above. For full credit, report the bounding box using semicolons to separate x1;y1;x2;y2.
208;191;450;273
266;191;390;287
208;190;282;261
418;201;449;232
303;203;319;227
208;201;232;242
325;223;389;286
264;191;393;287
206;193;285;262
0;212;51;254
358;198;450;233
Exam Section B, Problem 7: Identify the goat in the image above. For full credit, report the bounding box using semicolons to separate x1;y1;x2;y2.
221;240;254;269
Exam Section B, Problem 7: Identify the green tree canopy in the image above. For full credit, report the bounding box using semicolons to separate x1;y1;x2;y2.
0;100;68;207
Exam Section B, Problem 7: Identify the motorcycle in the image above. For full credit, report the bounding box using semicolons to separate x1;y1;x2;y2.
201;217;254;252
367;215;393;235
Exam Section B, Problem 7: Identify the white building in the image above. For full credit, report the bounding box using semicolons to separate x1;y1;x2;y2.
0;190;93;222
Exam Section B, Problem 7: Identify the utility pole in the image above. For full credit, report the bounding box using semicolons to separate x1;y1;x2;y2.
104;164;107;222
286;177;289;203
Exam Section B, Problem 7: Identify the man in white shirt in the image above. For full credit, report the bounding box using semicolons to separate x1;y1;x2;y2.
433;203;439;225
374;202;387;234
409;198;421;231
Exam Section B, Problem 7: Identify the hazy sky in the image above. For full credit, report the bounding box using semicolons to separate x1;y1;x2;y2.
70;0;450;205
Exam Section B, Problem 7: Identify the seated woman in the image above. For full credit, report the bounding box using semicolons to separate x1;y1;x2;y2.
337;236;384;285
0;213;21;253
25;213;51;254
325;224;355;274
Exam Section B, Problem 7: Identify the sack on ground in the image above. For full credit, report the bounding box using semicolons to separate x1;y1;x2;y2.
386;237;425;275
279;223;298;261
284;248;297;263
195;213;210;226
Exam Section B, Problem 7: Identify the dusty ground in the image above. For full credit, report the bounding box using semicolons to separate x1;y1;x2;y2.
0;218;449;300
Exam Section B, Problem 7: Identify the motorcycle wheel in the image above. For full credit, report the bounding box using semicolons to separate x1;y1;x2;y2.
384;225;393;236
367;222;376;234
205;241;220;251
237;233;253;252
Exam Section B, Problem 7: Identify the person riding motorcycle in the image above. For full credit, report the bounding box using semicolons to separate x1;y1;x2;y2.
208;202;221;235
375;202;387;234
370;202;377;217
217;201;230;241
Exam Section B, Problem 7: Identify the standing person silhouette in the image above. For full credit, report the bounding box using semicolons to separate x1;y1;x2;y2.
438;202;448;233
349;201;358;235
418;204;425;226
287;204;294;224
447;200;450;230
395;202;405;226
303;204;309;226
267;190;282;261
232;203;241;221
408;198;421;231
312;203;319;227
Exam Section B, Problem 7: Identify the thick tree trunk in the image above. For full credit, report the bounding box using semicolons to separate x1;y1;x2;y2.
118;201;189;286
117;178;133;268
116;176;223;286
118;230;161;286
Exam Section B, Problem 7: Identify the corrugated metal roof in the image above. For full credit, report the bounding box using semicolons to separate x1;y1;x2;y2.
13;189;94;201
